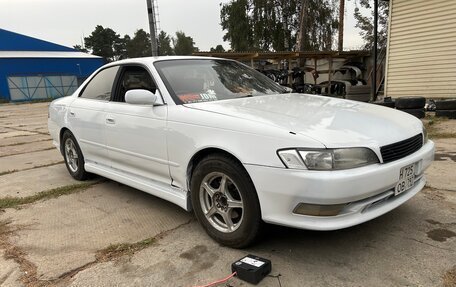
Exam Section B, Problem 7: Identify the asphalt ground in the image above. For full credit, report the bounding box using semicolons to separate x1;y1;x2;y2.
0;102;455;287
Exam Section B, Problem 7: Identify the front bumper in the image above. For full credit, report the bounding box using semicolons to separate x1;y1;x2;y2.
245;140;435;231
48;118;61;153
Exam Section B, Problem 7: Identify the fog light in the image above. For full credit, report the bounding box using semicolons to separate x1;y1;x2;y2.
293;203;345;216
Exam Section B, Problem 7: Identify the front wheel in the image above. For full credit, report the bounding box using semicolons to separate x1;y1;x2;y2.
62;131;89;181
191;155;262;248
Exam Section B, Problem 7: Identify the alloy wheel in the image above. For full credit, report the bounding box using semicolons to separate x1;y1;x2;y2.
199;172;244;233
64;138;79;173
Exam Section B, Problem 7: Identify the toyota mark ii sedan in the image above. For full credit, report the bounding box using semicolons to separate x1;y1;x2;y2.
48;56;435;248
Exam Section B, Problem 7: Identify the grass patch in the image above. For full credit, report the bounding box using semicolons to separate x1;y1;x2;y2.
0;139;51;148
423;115;456;139
9;133;36;138
32;161;64;169
0;220;12;238
96;237;156;261
0;182;97;209
0;170;18;176
429;133;456;139
0;147;55;158
0;161;64;177
443;266;456;287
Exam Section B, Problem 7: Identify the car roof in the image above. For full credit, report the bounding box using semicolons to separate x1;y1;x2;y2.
104;56;227;67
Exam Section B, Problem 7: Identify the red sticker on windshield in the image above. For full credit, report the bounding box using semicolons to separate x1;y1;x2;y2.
178;93;202;103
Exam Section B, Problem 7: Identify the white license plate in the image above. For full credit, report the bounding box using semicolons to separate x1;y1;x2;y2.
395;163;416;196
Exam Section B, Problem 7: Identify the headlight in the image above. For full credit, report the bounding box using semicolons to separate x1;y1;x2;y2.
278;148;379;170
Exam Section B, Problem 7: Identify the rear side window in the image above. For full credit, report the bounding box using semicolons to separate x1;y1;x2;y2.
80;66;119;100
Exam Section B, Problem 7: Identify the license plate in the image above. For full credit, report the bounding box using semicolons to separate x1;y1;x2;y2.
395;163;416;196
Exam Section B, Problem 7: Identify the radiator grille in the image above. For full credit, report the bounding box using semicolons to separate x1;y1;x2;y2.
380;134;423;163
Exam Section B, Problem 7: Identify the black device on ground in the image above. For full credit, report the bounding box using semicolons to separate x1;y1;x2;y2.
231;254;271;284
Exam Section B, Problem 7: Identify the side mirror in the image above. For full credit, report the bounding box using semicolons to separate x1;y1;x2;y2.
125;89;158;105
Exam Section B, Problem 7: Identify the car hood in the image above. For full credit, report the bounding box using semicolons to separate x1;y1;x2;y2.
184;93;423;148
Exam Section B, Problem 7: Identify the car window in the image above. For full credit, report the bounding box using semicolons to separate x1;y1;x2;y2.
80;66;119;101
154;59;286;105
113;66;156;103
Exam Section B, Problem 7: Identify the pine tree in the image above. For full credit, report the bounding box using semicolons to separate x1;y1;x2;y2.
220;0;338;52
352;0;389;50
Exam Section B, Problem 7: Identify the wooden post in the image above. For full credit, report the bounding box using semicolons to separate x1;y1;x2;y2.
328;57;333;96
338;0;345;52
372;0;379;102
314;58;318;85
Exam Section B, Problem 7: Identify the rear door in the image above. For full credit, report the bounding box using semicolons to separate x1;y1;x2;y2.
68;66;120;167
105;65;170;184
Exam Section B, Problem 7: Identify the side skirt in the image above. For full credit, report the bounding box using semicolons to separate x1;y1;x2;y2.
85;163;191;211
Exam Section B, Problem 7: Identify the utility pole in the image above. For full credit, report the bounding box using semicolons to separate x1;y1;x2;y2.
338;0;345;52
296;0;309;66
296;0;308;52
146;0;158;56
372;0;378;101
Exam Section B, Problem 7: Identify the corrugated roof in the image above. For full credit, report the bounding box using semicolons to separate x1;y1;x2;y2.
193;51;370;60
0;28;76;52
0;51;102;59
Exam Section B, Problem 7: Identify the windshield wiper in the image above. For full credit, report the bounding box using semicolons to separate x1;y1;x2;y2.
238;94;253;98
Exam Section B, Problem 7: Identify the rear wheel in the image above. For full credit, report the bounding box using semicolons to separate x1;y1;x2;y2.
401;108;425;119
435;99;456;110
373;101;395;108
436;110;456;119
395;96;426;109
62;131;89;181
191;154;262;248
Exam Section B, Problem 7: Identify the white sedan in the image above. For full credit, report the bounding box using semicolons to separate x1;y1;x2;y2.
48;56;435;248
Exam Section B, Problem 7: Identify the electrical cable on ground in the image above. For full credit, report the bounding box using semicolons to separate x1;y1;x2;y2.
268;273;283;287
192;272;237;287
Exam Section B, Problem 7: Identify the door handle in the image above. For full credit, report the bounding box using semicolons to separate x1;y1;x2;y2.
69;111;75;117
106;117;115;124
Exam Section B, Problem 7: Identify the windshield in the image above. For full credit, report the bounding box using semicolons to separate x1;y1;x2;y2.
154;59;286;104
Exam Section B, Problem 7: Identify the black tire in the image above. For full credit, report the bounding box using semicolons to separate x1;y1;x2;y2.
345;94;370;102
62;131;89;181
436;109;456;119
191;154;262;248
401;108;426;119
395;96;426;109
435;99;456;110
373;101;395;108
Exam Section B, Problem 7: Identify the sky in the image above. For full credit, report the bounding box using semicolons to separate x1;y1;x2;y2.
0;0;369;51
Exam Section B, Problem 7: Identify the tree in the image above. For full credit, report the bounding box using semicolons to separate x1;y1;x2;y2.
220;0;253;51
220;0;338;52
352;0;389;50
210;45;226;52
173;31;198;55
73;45;89;53
115;35;130;60
298;0;338;51
126;29;152;58
158;31;174;56
84;25;123;61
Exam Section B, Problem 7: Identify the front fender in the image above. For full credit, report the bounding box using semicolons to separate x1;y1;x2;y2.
166;106;325;190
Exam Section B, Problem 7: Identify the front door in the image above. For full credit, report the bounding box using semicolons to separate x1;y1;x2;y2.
105;65;170;184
